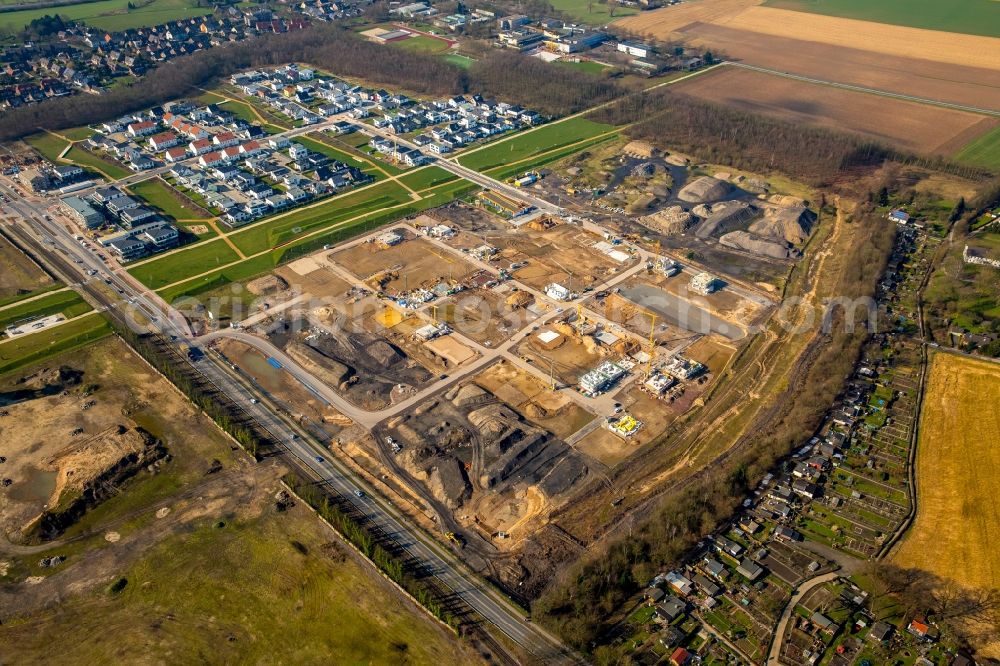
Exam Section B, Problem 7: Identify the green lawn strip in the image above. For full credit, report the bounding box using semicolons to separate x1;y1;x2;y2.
483;133;619;180
0;283;64;309
458;117;614;171
954;125;1000;171
295;135;378;172
158;179;478;302
64;146;132;180
547;0;637;24
0;0;209;32
0;290;92;329
229;181;412;255
60;126;96;142
129;177;213;220
217;99;286;134
397;166;458;191
763;0;1000;38
0;314;111;377
129;238;241;289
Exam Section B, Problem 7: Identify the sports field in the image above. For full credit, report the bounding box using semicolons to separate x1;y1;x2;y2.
954;126;1000;171
391;34;451;54
764;0;1000;38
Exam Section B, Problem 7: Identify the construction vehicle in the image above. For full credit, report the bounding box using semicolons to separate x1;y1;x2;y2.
445;531;465;547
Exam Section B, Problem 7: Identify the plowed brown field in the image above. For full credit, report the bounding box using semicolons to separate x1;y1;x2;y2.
671;66;998;155
616;1;1000;111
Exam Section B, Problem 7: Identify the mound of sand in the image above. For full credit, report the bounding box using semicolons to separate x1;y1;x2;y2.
749;204;815;245
678;176;729;203
623;140;657;158
720;231;796;259
523;402;548;419
451;384;488;408
638;205;693;235
365;340;403;366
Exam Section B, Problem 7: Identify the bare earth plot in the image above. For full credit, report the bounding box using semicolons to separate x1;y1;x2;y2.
0;338;476;665
0;235;54;302
615;1;1000;110
670;67;998;155
893;352;1000;658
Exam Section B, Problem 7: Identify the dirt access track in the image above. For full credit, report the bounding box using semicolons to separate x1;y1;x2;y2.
615;0;1000;110
670;67;998;156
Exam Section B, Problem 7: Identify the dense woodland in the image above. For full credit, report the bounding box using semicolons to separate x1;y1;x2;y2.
534;206;897;651
0;24;621;141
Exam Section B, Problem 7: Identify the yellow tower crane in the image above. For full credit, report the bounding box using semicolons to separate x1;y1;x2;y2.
645;313;657;376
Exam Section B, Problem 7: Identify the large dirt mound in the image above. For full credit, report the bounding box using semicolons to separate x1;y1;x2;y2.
678;176;730;203
720;231;797;259
749;205;815;245
286;342;351;387
638;205;693;235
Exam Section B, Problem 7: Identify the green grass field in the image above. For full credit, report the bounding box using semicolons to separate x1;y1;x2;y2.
458;117;613;172
64;146;132;180
0;289;92;330
556;59;612;75
0;313;110;376
0;0;210;32
954;125;1000;171
229;181;413;256
0;491;471;664
130;177;212;220
216;99;287;134
24;132;69;162
397;166;458;191
763;0;1000;37
27;130;132;181
441;53;475;69
296;135;377;173
548;0;637;24
129;238;241;289
391;34;451;54
156;178;477;302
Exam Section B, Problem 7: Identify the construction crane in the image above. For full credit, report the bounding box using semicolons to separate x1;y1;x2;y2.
646;314;657;376
576;303;585;326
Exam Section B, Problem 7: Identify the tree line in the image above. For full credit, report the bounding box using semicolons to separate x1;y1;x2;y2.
0;23;623;142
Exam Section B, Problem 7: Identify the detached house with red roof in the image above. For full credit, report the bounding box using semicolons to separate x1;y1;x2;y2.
127;120;157;137
164;146;188;162
148;131;180;151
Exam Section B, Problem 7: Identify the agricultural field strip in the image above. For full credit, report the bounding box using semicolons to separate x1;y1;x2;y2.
724;62;1000;118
